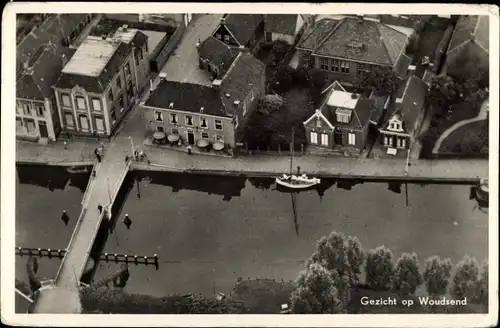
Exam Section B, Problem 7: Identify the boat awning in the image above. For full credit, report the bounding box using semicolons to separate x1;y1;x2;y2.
167;134;180;142
153;131;166;140
213;142;224;151
387;148;397;156
196;139;209;148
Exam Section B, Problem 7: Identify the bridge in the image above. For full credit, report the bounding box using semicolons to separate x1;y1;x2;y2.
30;146;131;313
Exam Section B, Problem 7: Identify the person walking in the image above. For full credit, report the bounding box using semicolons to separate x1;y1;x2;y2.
124;214;132;229
64;141;68;150
297;166;301;175
187;145;192;155
95;148;102;163
98;204;103;214
61;210;69;226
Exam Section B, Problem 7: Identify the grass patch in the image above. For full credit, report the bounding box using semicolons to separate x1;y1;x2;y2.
439;119;488;156
231;279;295;314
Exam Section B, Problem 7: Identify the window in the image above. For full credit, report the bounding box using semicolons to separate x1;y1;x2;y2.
331;59;340;72
155;111;163;122
399;137;406;148
335;108;352;124
390;123;394;129
357;63;369;76
25;119;36;133
341;61;350;74
185;115;193;126
65;113;74;128
79;115;89;131
22;102;32;115
138;49;143;61
35;104;44;117
16;101;22;114
200;117;208;128
214;119;223;130
348;132;356;146
116;76;122;89
215;33;221;40
119;95;124;112
16;118;23;132
92;98;102;112
124;63;131;77
310;131;318;144
319;57;328;70
170;113;177;124
321;133;329;146
384;135;390;146
95;117;105;132
111;109;116;124
172;128;179;135
157;126;165;132
61;94;72;107
108;90;114;103
75;96;86;110
202;132;209;139
127;80;134;99
215;135;224;142
224;35;230;43
316;118;322;128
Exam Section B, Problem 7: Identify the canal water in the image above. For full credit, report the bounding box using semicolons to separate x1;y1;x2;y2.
16;165;488;301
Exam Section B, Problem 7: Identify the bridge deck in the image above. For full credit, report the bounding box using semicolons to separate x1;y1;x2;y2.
55;149;130;290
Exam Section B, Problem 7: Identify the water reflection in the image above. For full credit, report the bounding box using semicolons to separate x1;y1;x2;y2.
17;164;92;192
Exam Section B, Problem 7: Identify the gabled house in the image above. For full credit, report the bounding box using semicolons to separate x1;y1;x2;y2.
53;26;149;137
197;36;241;80
212;14;265;49
303;81;374;154
296;16;410;85
16;14;95;143
264;14;309;45
444;15;489;78
378;75;428;155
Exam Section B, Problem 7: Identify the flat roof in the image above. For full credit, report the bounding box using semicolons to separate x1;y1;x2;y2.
327;90;359;109
62;36;119;77
140;29;167;54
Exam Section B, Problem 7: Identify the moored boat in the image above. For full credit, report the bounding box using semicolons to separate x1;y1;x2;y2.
66;166;89;174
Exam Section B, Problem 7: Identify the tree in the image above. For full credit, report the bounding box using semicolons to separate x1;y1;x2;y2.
345;236;365;283
356;66;400;96
427;75;463;113
450;255;480;300
270;39;291;63
290;263;345;313
272;65;295;94
308;231;350;275
257;94;284;116
423;255;453;297
392;253;423;295
365;246;394;291
476;260;488;306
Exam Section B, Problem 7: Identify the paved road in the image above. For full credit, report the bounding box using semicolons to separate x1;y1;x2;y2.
157;14;223;86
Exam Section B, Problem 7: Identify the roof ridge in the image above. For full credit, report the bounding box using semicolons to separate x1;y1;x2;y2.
312;18;344;53
376;24;394;64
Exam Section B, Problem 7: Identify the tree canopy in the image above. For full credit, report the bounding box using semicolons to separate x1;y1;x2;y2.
423;255;453;297
450;255;480;300
365;246;394;291
392;253;423;295
355;66;401;96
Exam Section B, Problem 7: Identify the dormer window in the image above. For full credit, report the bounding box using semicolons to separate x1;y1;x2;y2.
316;118;322;128
335;108;352;124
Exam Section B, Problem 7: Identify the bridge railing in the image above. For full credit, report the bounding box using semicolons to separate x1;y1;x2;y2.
81;161;100;207
108;161;131;209
54;207;87;284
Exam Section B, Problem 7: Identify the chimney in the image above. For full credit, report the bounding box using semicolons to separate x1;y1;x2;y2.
61;53;68;67
101;34;107;40
200;107;204;113
159;72;167;82
212;79;222;89
23;61;29;70
169;102;174;109
122;24;128;31
220;17;226;25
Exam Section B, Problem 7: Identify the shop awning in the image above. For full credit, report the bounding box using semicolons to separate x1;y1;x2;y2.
196;139;209;148
213;142;225;151
153;131;166;140
167;134;180;142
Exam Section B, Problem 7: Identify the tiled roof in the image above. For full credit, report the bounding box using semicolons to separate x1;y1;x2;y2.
223;14;264;46
145;81;226;117
382;75;427;131
16;14;89;75
448;15;489;54
393;53;412;78
369;93;389;125
54;41;132;93
314;17;407;66
198;36;241;76
296;19;339;50
16;45;76;100
321;92;373;130
265;14;298;36
220;52;265;116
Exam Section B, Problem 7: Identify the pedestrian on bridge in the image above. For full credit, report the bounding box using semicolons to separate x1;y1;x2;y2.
95;148;102;163
61;210;69;226
124;214;132;229
98;204;103;214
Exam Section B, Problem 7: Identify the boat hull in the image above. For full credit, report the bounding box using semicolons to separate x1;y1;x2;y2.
275;175;321;191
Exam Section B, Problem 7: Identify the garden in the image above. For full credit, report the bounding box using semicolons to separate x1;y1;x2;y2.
438;119;489;157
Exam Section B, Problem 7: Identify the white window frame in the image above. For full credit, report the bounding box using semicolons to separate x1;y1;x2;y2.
319;57;328;70
92;98;102;112
384;135;390;146
185;115;194;126
215;33;222;40
348;132;356;146
95;117;105;132
341;60;350;74
224;35;230;43
170;113;177;124
336;113;350;124
35;104;44;117
16;101;22;114
79;115;89;131
22;102;32;115
65;113;75;128
62;94;71;107
321;133;329;146
200;117;208;128
16;118;23;132
310;131;318;144
25;119;36;133
75;96;86;110
316;118;322;128
154;111;163;122
214;119;223;131
331;59;340;72
201;132;209;139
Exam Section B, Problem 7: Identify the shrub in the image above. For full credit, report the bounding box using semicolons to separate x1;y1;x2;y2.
365;246;394;291
450;255;480;300
345;236;365;282
270;39;292;63
257;94;284;116
476;260;488;305
423;255;453;296
392;253;423;295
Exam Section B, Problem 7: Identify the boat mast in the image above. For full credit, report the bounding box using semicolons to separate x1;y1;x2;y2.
290;126;294;174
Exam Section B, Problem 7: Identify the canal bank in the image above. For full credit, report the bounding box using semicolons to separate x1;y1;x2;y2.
15;164;487;306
